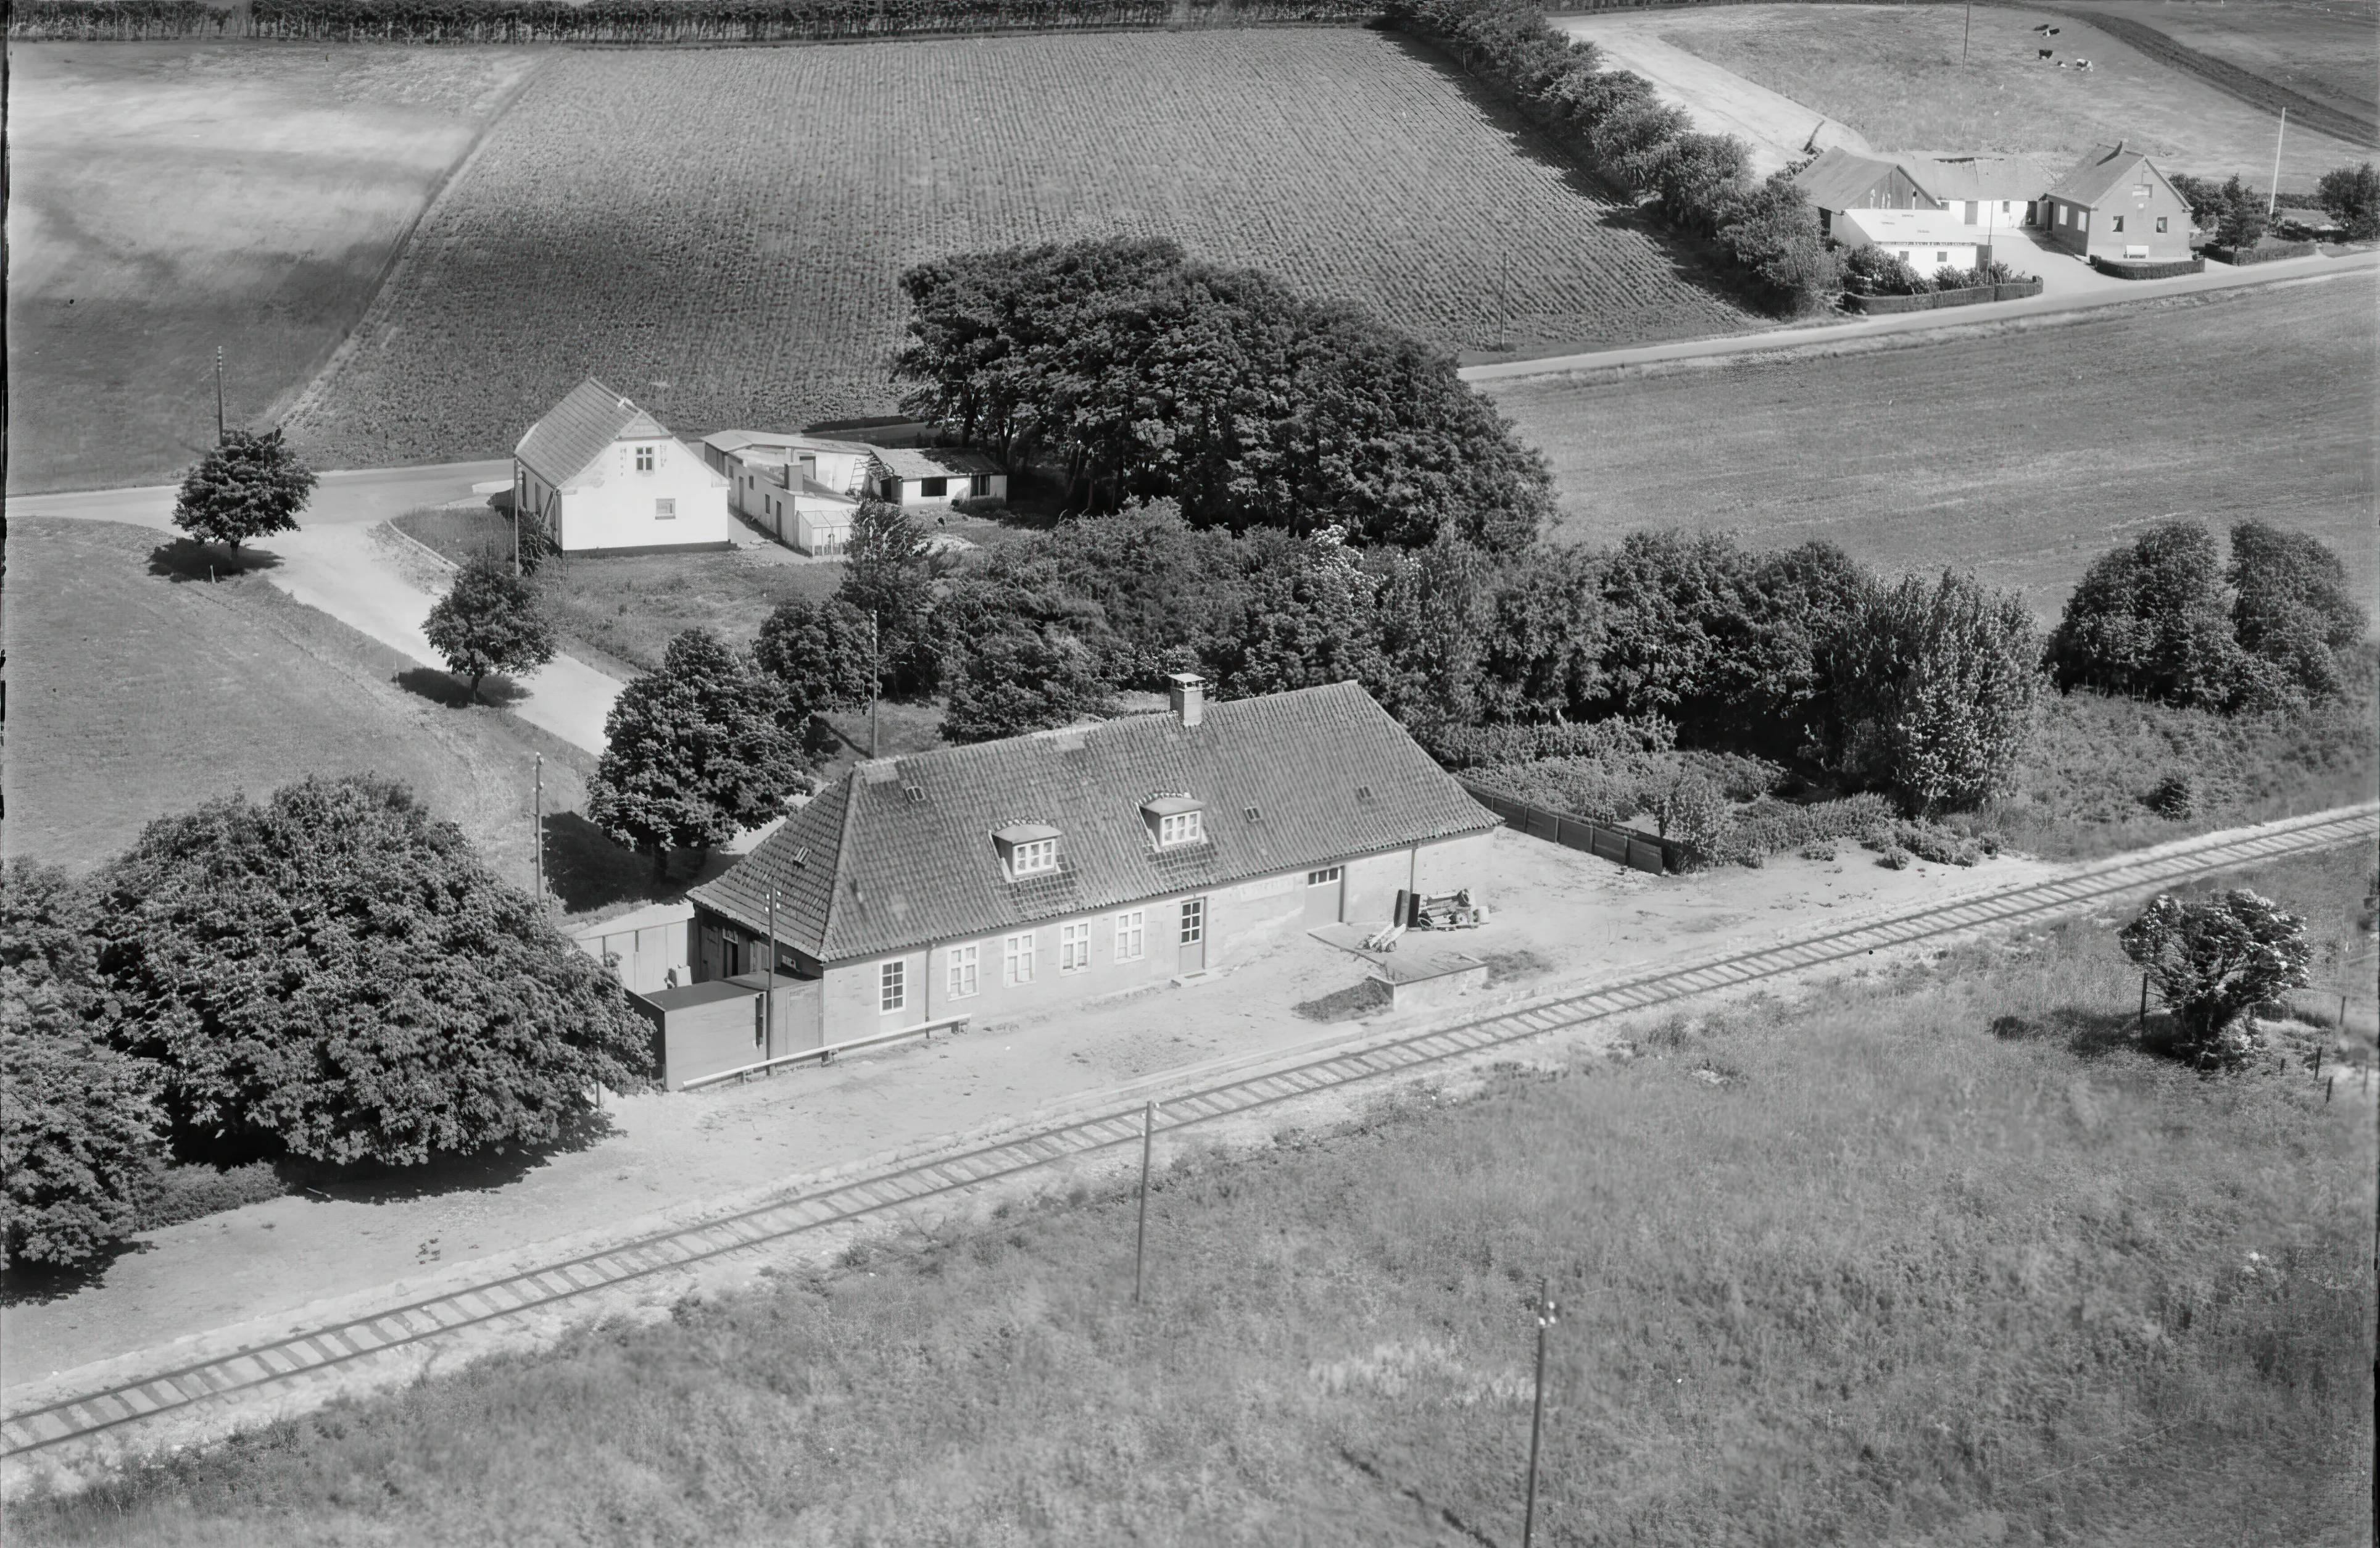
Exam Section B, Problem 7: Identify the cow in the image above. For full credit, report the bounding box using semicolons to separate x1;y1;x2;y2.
2075;58;2093;70
2031;21;2052;31
2038;48;2054;59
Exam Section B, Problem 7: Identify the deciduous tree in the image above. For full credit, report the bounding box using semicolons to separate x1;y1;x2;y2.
587;630;805;875
2120;889;2312;1068
2227;521;2367;705
172;427;316;559
835;501;940;693
89;777;655;1169
423;552;556;702
2316;162;2380;239
752;596;877;725
2044;520;2244;709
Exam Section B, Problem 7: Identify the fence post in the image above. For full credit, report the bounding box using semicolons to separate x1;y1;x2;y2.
2138;973;2149;1030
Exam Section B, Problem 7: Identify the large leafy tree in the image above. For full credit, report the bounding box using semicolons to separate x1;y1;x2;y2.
2213;174;2269;248
587;630;805;876
2226;521;2367;705
753;596;878;725
88;778;654;1169
2044;520;2244;709
423;552;557;702
834;501;940;694
2120;889;2312;1068
1;862;166;1270
173;427;317;559
1825;569;2042;814
1200;530;1383;699
941;626;1113;744
2316;162;2380;240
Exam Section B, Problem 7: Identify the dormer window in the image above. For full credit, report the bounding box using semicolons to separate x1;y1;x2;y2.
1140;795;1205;850
992;823;1061;879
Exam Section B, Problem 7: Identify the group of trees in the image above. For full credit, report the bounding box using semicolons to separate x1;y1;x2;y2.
894;236;1555;546
2046;519;2368;712
1383;0;1837;312
2170;162;2380;247
2;782;653;1270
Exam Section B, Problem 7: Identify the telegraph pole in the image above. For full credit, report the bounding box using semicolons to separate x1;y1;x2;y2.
1521;1280;1557;1548
869;611;882;759
533;754;545;907
1960;0;1972;64
765;885;779;1062
2267;107;2287;217
214;347;226;443
1133;1101;1159;1305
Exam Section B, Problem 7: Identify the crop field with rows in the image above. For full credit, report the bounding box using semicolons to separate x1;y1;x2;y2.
284;28;1758;464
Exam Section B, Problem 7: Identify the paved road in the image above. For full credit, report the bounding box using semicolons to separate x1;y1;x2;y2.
8;459;620;754
5;801;2368;1495
1462;249;2379;383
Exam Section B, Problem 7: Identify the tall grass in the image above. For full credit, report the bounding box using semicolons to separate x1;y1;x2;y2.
20;850;2373;1547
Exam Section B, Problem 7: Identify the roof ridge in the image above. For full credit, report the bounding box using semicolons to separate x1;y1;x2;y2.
814;767;862;952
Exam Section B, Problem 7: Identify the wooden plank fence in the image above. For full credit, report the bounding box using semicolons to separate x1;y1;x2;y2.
1459;780;1680;875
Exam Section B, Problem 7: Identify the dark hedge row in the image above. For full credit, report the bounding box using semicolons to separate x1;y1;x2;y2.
12;0;1374;40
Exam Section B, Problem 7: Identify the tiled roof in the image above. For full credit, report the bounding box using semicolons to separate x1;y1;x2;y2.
873;445;1004;480
515;377;673;486
2046;143;2167;207
1894;152;2061;204
686;682;1499;963
1836;206;1987;248
1792;146;1932;212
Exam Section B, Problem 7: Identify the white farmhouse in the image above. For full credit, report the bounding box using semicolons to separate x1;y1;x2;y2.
1831;207;1984;275
513;378;730;554
702;430;874;556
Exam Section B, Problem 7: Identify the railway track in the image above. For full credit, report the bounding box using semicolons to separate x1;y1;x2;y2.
6;804;2371;1468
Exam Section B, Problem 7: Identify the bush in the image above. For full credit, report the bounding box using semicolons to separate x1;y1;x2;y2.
2227;520;2368;707
2144;773;2195;820
1865;818;1990;867
1878;846;1913;870
1840;246;1928;297
93;776;657;1169
1;976;165;1269
1708;793;1897;866
1797;841;1837;862
2121;889;2313;1068
1469;744;1785;829
2046;520;2243;710
2316;162;2380;240
1425;714;1674;770
1930;264;1972;292
136;1161;287;1230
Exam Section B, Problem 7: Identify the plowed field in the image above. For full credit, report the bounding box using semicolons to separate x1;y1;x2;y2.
284;29;1759;464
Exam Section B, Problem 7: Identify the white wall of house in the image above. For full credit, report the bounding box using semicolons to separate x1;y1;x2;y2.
883;470;1008;509
811;837;1488;1043
537;436;729;552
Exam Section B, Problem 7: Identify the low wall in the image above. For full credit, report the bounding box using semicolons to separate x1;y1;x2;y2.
2089;254;2207;280
1459;781;1678;875
2205;239;2320;266
1841;278;2044;314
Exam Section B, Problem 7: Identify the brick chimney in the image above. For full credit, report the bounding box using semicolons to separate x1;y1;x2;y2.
1167;672;1205;729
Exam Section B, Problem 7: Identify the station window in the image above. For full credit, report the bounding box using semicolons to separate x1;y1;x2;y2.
947;944;979;999
879;959;906;1013
1114;910;1145;962
1004;932;1036;986
1060;922;1092;973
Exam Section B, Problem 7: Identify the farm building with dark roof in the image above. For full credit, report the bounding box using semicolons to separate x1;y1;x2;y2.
2041;141;2195;262
681;676;1499;1058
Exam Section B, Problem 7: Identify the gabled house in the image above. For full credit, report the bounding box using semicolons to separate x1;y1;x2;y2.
1897;151;2060;233
702;430;876;556
513;379;730;554
2040;141;2195;262
1792;148;1941;238
681;677;1499;1054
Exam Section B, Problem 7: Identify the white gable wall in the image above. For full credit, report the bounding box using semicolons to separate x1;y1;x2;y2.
542;436;730;552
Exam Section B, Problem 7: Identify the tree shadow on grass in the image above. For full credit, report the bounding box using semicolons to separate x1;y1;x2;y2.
147;536;283;583
1;1241;156;1307
280;1119;615;1209
1991;1007;2165;1062
392;666;531;709
547;810;673;915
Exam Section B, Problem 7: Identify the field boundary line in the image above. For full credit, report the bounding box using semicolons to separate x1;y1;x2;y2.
275;52;560;438
2038;4;2377;144
3;802;2370;1484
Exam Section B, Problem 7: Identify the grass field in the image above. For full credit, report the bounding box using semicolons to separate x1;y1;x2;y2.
2052;0;2379;133
2;519;655;917
1489;275;2379;620
18;846;2372;1547
1651;3;2371;178
2;44;536;495
282;28;1758;467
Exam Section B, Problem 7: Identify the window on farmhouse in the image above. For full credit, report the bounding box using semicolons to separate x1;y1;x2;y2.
1114;910;1145;962
1004;933;1035;986
947;944;979;1000
635;445;655;473
1935;251;1947;264
2112;215;2125;233
920;476;948;497
1010;838;1058;876
879;960;906;1013
2156;216;2168;233
1060;922;1091;973
1157;810;1203;847
655;499;676;520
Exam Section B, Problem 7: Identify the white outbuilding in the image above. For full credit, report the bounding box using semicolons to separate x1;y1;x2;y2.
702;430;876;556
1831;207;1985;275
514;378;731;554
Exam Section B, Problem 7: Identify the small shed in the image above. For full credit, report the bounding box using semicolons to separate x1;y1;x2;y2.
1833;207;1986;274
635;972;823;1091
871;446;1007;509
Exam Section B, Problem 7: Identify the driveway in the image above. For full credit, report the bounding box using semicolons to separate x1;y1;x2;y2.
6;460;621;754
1550;12;1872;176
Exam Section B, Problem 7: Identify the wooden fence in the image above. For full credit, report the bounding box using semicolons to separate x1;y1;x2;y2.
1459;781;1680;875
